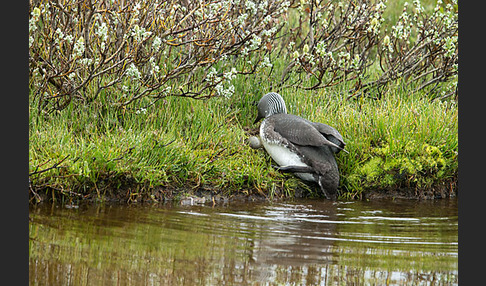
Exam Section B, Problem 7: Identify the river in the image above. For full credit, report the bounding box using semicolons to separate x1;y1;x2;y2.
29;198;458;285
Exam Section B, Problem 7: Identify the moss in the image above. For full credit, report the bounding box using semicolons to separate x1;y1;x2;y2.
345;138;454;195
361;157;384;183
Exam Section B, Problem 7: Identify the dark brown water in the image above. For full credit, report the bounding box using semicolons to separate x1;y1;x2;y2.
29;198;458;285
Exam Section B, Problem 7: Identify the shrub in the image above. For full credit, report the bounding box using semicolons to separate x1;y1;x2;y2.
29;0;293;113
280;0;457;100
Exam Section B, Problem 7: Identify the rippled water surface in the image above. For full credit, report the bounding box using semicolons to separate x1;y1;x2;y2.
29;198;458;285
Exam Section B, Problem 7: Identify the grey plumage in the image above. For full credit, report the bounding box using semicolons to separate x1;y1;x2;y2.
254;92;347;199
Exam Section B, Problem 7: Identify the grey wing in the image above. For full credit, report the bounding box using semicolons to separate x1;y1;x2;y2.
310;121;346;152
272;114;345;151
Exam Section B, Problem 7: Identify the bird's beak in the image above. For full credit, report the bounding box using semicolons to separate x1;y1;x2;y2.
253;115;263;124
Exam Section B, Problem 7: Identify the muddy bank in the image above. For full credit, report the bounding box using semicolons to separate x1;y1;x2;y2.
362;178;457;200
29;175;457;205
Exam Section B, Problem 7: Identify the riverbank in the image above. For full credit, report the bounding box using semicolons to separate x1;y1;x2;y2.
29;76;457;204
29;176;457;205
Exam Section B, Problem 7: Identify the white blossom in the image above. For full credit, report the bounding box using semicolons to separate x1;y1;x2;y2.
126;63;141;80
277;1;291;14
258;1;268;14
302;44;310;54
259;56;273;69
79;58;93;66
224;67;237;81
216;83;235;98
29;7;41;34
412;0;424;14
131;25;152;42
136;108;147;114
29;18;38;34
262;15;273;25
288;41;295;51
443;36;457;58
152;36;162;53
206;67;219;82
149;57;160;74
32;7;40;20
64;34;74;45
245;1;257;14
351;54;361;69
434;0;443;13
261;26;277;37
237;13;248;25
315;41;326;57
241;47;249;56
376;1;386;11
337;51;351;68
54;28;64;48
73;37;85;58
382;35;393;53
326;51;335;65
367;16;381;34
95;21;109;49
249;34;262;50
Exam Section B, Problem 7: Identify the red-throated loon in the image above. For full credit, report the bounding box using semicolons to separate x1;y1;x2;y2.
253;92;347;200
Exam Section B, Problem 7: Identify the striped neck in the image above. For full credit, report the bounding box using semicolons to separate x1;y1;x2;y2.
258;92;287;118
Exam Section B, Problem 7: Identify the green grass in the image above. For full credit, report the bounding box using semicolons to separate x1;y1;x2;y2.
29;60;457;203
29;0;457;203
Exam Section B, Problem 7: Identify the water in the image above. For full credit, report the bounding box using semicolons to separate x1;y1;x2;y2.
29;198;458;285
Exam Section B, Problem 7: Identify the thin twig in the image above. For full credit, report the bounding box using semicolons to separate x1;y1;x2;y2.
29;155;70;176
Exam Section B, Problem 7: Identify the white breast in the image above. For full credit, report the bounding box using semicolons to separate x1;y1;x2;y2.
260;121;315;182
262;140;305;168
